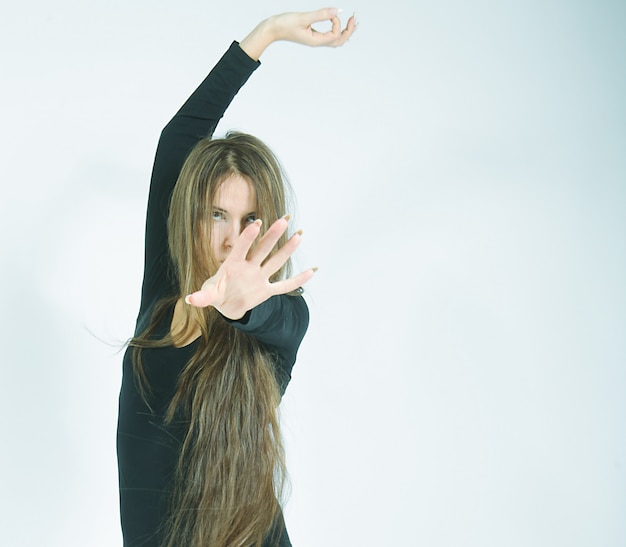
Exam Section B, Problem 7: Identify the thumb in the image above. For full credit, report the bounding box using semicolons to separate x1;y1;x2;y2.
306;7;342;24
185;290;212;308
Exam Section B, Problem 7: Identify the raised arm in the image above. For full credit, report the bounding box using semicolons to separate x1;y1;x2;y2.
139;8;356;321
138;44;260;316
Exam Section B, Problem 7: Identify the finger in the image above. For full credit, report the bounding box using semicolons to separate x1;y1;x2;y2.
329;14;342;35
228;219;262;262
330;15;357;47
185;289;214;308
249;216;289;265
269;268;317;296
344;14;358;37
310;15;343;45
261;230;303;276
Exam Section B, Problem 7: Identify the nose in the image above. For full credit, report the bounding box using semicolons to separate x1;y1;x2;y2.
222;220;243;250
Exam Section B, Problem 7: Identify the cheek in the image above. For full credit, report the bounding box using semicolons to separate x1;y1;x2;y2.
198;221;218;255
206;222;224;255
198;223;220;274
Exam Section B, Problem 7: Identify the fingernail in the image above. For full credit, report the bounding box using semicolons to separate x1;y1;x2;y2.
312;267;319;273
254;219;263;226
329;8;343;16
282;214;291;222
296;229;303;236
184;295;192;305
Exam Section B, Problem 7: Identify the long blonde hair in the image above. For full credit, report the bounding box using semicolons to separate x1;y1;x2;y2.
131;132;293;546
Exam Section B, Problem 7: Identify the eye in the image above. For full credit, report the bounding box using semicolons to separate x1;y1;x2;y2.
211;210;226;221
244;214;257;225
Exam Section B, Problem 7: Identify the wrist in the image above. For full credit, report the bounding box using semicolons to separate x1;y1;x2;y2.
239;18;275;61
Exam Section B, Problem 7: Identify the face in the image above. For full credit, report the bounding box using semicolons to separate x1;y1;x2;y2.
208;174;257;264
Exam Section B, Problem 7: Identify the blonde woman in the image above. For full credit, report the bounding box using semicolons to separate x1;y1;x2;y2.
117;8;356;547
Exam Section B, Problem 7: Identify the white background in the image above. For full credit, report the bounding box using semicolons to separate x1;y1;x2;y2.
1;1;624;546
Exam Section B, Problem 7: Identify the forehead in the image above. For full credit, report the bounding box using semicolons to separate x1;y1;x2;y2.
213;174;257;211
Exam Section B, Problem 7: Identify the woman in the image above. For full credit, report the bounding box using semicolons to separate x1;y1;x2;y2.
117;8;356;547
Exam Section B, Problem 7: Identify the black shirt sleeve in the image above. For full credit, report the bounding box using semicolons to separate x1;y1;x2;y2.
138;42;260;321
224;293;310;394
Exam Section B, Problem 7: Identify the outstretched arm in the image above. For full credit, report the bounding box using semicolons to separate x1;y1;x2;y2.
240;7;357;60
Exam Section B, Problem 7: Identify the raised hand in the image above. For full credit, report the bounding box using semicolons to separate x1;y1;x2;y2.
268;8;357;47
240;7;357;60
185;217;316;320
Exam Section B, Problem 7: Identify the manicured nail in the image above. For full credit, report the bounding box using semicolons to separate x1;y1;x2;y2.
254;219;263;226
295;229;303;236
312;267;319;273
184;295;192;305
282;214;291;222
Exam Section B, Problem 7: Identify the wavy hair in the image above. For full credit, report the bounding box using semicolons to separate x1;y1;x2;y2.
131;132;293;546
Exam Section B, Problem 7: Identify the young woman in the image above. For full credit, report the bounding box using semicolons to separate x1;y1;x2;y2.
116;9;356;547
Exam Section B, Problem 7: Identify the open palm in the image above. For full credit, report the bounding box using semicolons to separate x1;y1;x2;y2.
185;217;315;319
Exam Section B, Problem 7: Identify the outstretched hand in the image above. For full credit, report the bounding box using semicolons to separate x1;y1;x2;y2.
185;217;316;320
240;8;357;60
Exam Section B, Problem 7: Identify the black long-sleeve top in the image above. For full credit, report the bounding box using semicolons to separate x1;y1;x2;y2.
116;42;309;547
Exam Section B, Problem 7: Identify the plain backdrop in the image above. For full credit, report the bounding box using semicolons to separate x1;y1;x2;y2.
1;1;624;546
